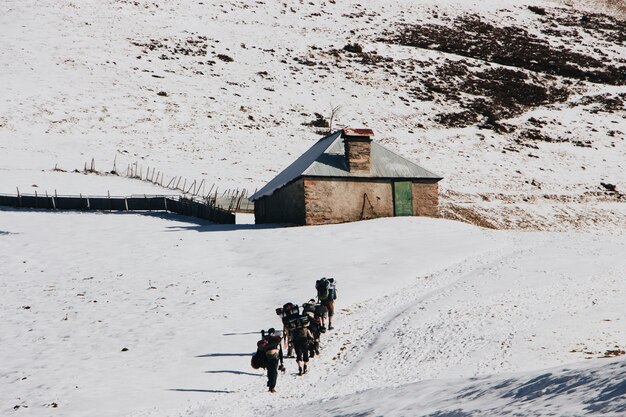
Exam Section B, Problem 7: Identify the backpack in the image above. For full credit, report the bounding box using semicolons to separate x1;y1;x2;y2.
328;278;337;300
289;314;309;340
302;302;316;316
277;302;300;326
316;278;330;300
291;326;305;341
251;338;269;369
308;319;321;339
314;303;326;318
251;349;267;369
265;335;281;350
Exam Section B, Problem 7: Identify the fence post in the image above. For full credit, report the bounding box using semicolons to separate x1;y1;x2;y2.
187;180;196;195
108;191;112;211
51;193;56;209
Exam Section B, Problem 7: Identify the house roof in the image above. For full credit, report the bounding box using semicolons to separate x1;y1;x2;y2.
249;130;442;201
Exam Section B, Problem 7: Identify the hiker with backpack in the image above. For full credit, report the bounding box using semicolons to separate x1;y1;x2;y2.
316;278;337;330
290;315;314;375
252;328;285;393
303;299;321;358
276;302;300;358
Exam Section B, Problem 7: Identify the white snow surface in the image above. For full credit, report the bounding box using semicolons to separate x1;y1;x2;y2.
2;0;626;415
1;211;625;416
278;359;626;417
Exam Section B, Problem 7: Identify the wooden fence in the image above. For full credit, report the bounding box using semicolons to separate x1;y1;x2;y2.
123;162;254;212
0;193;235;224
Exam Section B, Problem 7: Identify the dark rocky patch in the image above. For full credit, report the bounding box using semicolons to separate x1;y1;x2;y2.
573;93;626;114
528;6;547;15
293;56;317;67
343;43;363;53
516;128;566;144
435;111;481;128
600;182;618;192
462;67;569;119
359;51;393;66
545;8;626;44
381;13;625;85
217;54;233;62
302;113;329;128
416;63;569;128
132;35;211;58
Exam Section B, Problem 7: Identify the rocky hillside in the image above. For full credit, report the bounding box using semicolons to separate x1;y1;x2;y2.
1;0;624;230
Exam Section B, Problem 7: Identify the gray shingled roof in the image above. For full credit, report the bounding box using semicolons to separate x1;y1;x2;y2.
249;130;442;201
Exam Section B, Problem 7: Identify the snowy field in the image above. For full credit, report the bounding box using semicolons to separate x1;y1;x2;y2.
1;210;624;416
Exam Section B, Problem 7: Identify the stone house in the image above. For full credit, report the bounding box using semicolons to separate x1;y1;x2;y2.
249;128;442;225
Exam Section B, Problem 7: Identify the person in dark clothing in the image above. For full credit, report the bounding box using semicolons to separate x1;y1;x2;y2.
303;300;321;357
263;328;284;393
316;278;337;330
291;324;314;375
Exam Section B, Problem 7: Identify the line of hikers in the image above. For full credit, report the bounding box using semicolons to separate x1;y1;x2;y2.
250;277;337;393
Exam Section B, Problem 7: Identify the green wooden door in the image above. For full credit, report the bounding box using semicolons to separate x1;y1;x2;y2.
393;181;413;216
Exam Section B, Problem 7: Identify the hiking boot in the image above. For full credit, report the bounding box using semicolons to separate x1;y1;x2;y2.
303;364;308;374
328;325;334;330
298;366;302;376
269;388;276;393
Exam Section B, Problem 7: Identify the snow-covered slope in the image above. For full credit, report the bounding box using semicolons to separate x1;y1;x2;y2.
277;359;626;417
1;211;624;416
1;0;624;230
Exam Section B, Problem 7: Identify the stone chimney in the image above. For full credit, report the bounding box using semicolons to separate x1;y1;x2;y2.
342;128;374;174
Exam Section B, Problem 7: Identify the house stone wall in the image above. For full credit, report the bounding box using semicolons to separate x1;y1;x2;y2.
256;178;440;225
254;179;305;224
413;182;439;217
304;178;393;225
